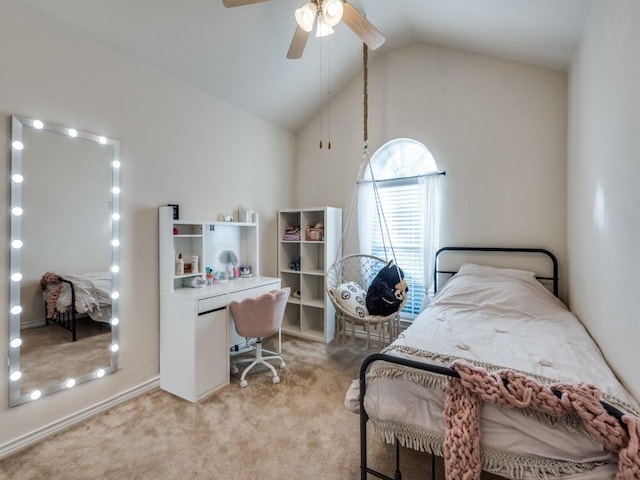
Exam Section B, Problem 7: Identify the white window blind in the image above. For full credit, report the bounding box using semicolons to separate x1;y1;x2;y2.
370;177;426;319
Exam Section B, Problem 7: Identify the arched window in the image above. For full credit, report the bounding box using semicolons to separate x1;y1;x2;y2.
358;138;442;320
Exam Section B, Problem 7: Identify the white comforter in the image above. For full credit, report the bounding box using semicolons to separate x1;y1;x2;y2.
346;263;640;479
56;272;112;323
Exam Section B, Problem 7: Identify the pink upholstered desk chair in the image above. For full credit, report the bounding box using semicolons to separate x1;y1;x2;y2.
229;287;290;388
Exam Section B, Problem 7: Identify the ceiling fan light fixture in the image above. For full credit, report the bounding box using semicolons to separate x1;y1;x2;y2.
316;15;334;37
322;0;343;27
295;2;317;33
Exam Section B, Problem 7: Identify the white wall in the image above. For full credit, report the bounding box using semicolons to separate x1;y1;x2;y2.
0;1;294;448
296;43;568;296
568;0;640;399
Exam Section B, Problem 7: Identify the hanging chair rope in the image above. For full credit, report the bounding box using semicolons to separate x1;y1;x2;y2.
335;44;400;278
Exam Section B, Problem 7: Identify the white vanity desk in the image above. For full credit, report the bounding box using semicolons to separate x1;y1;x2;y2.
158;205;280;402
160;275;281;403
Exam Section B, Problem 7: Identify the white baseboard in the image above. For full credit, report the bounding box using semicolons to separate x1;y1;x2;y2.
0;376;160;460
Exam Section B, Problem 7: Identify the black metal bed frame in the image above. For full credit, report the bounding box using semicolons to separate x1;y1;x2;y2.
357;247;622;480
45;278;79;342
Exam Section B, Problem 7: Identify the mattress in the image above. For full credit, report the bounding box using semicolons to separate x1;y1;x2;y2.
345;263;640;479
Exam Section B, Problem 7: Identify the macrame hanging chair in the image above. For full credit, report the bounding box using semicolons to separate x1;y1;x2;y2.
326;45;407;348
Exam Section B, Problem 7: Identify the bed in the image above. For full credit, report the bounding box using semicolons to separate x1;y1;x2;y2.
39;271;112;342
345;247;640;479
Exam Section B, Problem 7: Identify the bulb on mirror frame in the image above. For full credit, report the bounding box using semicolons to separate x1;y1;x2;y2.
111;186;120;195
32;119;44;129
11;239;23;249
111;317;120;326
10;338;22;348
96;368;106;378
110;344;119;353
11;207;23;216
111;265;120;274
11;140;24;151
112;213;120;221
111;239;120;247
67;128;78;138
98;136;107;145
10;305;22;315
65;378;76;388
111;291;120;300
11;173;24;183
9;371;22;381
11;272;23;282
111;160;121;168
30;390;42;400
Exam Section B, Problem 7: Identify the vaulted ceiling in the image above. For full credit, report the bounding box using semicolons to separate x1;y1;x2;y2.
9;0;594;131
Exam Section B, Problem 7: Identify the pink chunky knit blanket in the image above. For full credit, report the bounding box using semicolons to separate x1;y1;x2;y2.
444;360;640;479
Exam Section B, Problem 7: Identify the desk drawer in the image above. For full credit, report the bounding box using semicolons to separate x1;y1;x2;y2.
197;295;227;315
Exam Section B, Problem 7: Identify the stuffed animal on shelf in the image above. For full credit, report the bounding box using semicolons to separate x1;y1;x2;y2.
366;260;409;317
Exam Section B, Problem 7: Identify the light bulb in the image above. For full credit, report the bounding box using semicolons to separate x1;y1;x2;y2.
11;207;23;216
110;344;119;352
316;16;334;37
111;186;120;194
111;317;120;326
111;291;120;300
98;136;107;144
11;239;23;249
10;371;22;381
32;119;44;129
10;305;22;315
30;390;42;400
67;128;78;138
295;2;317;33
111;265;120;273
322;0;343;27
112;213;120;221
12;174;24;183
10;338;22;348
11;272;23;282
12;141;24;151
111;239;120;247
65;378;76;388
96;368;106;378
112;160;121;168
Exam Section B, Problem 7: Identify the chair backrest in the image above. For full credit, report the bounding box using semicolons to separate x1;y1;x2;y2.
229;287;291;339
326;254;387;292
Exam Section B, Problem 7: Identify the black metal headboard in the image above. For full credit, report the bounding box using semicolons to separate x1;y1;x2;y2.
433;247;559;297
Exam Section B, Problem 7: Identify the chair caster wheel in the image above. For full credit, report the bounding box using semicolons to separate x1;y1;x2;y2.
280;361;286;369
240;379;248;388
231;365;239;375
273;376;280;384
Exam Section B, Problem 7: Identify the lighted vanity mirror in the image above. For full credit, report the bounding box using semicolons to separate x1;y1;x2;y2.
9;115;120;407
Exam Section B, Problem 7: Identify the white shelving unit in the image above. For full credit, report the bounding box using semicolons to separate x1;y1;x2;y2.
277;207;342;343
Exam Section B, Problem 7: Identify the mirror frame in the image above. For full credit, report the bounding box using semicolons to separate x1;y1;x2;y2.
9;115;120;407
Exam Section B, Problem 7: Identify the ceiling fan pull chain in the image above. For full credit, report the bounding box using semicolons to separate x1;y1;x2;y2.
363;42;368;144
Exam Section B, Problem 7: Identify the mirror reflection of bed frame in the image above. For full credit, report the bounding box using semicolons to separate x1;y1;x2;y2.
8;115;120;407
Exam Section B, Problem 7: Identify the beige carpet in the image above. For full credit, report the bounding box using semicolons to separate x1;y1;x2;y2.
19;319;111;392
0;336;504;480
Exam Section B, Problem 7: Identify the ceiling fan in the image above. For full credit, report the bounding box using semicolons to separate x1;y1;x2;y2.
221;0;386;59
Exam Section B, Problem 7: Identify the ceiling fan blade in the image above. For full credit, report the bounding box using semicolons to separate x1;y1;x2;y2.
287;25;310;59
221;0;271;7
342;1;386;50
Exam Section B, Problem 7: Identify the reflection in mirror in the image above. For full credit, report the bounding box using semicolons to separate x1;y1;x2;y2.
9;115;120;407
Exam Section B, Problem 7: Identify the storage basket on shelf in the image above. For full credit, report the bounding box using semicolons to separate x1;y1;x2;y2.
305;226;324;241
326;254;404;348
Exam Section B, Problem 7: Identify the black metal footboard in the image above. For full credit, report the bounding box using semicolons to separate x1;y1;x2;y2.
358;353;626;480
45;278;79;342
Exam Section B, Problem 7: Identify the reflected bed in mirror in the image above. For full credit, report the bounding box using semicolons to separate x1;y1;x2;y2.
9;115;120;406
